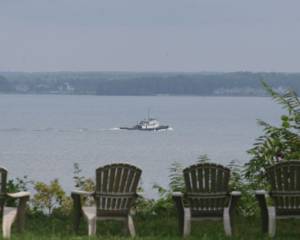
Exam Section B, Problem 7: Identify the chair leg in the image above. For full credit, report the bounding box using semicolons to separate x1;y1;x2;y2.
3;208;18;239
71;193;82;233
223;207;232;236
122;219;129;235
268;207;276;238
127;215;136;237
88;217;97;236
16;196;29;233
183;208;191;238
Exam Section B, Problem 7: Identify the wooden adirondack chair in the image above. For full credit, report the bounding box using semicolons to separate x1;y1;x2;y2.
172;163;241;237
256;160;300;237
71;163;142;237
0;167;30;239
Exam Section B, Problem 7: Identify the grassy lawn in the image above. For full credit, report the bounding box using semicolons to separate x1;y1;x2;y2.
4;214;300;240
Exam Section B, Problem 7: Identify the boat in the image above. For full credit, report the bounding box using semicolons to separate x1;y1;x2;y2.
120;112;169;131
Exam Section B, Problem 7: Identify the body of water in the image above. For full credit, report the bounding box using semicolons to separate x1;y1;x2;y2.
0;94;283;197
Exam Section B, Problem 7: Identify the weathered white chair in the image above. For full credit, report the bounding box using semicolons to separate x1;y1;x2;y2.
173;163;241;237
0;167;30;239
71;163;142;237
256;160;300;237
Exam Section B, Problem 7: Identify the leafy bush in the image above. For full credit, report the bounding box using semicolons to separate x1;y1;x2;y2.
6;176;33;207
32;179;71;215
245;82;300;188
136;161;184;217
236;82;300;216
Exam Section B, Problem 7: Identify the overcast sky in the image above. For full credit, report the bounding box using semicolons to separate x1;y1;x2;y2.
0;0;299;72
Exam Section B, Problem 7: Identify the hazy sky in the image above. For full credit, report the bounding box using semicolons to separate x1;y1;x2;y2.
0;0;300;72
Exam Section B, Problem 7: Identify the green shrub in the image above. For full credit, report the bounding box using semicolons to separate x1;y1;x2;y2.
6;175;33;207
32;179;71;215
245;82;300;188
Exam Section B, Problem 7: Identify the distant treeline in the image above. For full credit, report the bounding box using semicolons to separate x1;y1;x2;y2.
0;71;300;96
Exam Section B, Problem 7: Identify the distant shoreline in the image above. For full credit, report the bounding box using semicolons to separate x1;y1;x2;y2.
1;71;299;96
0;92;272;97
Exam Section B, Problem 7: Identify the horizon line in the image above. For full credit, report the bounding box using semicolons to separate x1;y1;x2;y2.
1;70;300;74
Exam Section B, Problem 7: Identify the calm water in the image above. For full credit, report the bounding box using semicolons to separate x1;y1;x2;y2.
0;94;283;197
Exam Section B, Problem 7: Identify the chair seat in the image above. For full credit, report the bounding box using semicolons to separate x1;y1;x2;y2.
82;206;129;220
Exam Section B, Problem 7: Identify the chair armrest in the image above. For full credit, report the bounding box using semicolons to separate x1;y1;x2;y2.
255;190;267;196
230;191;241;196
172;192;184;197
136;192;145;198
255;190;268;204
7;191;30;199
71;190;94;196
255;189;269;233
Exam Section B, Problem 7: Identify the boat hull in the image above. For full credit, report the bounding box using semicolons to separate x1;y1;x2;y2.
120;125;169;131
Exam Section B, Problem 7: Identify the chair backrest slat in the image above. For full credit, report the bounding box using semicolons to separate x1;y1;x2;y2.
211;167;217;193
125;169;135;192
183;163;230;216
108;167;116;192
95;164;141;216
267;161;300;213
120;167;129;193
197;167;203;192
283;166;289;191
191;169;198;192
204;166;209;192
102;167;109;192
114;167;123;192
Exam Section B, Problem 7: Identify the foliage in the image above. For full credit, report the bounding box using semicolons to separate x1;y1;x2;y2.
197;154;211;163
32;179;71;215
73;163;95;192
73;163;95;206
141;162;184;217
9;213;300;240
168;162;185;192
6;175;32;192
226;161;256;216
245;81;300;188
6;176;33;207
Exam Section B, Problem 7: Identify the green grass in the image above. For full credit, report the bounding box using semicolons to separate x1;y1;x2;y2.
4;214;300;240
